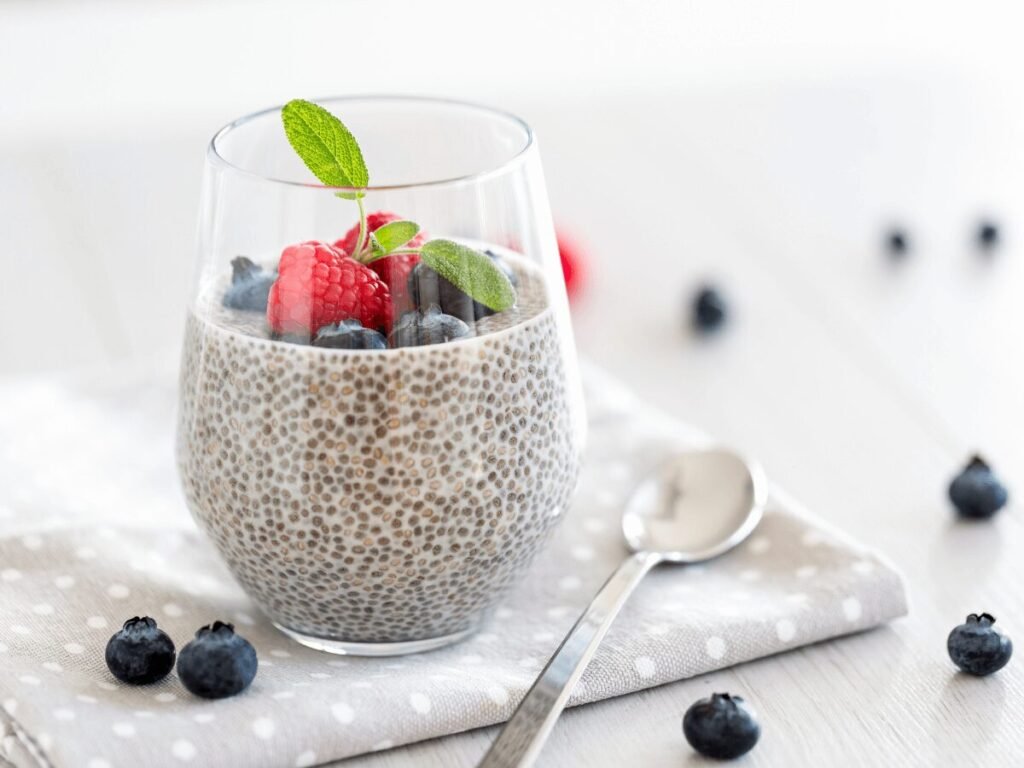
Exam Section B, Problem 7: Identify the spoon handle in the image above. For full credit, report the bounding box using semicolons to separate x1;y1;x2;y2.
478;550;661;768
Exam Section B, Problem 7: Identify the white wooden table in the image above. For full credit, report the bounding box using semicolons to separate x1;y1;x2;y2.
4;69;1024;768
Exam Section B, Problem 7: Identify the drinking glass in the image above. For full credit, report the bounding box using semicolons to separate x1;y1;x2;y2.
176;96;586;655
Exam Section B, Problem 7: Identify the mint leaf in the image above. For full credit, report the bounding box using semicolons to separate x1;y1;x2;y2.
281;99;369;197
419;240;517;312
370;220;420;257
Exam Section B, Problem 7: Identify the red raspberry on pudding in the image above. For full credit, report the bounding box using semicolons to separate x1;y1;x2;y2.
266;241;390;336
335;211;427;323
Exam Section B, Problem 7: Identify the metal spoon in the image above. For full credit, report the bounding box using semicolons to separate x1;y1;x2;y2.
478;449;768;768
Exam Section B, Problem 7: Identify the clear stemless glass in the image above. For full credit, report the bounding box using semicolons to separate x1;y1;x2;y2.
176;96;586;655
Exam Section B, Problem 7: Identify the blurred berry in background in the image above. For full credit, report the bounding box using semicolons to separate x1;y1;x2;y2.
557;230;586;302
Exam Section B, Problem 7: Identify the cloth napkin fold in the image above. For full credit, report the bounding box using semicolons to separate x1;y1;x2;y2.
0;363;907;768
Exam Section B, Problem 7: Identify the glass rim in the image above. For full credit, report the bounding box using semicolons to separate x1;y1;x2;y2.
207;94;536;192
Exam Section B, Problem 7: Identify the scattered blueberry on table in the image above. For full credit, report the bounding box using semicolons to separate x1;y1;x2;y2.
692;285;728;333
314;319;387;350
104;616;176;685
222;256;276;312
176;621;259;699
947;613;1013;676
949;455;1008;519
682;692;760;760
976;220;1000;252
886;228;909;259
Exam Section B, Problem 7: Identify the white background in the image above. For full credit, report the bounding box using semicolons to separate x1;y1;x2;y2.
4;2;1024;765
3;0;1023;375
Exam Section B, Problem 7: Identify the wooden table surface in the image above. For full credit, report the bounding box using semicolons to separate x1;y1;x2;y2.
4;77;1023;766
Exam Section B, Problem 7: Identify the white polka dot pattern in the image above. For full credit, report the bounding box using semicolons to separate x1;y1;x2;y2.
409;693;432;715
172;739;197;762
705;636;727;660
633;656;656;678
776;619;797;642
106;584;130;600
252;717;276;740
330;703;355;724
486;684;510;706
112;722;135;738
842;596;863;622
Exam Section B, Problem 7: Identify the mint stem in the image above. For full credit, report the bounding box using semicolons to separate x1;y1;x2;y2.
354;197;368;261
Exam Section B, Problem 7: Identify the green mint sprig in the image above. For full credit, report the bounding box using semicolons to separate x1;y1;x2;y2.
280;98;516;313
281;100;368;199
419;240;517;311
368;220;420;258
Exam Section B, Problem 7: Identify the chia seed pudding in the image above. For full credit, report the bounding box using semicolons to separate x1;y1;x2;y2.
177;253;584;648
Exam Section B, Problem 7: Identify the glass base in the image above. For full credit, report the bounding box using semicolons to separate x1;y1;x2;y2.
272;622;478;656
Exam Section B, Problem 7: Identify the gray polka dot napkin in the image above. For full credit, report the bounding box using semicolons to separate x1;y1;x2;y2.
0;363;907;767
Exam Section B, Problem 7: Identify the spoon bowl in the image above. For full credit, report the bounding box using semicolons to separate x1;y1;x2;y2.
622;450;768;562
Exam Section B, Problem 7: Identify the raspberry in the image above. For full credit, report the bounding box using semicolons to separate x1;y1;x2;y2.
266;241;390;336
369;252;421;322
334;211;427;258
334;211;427;323
556;230;586;300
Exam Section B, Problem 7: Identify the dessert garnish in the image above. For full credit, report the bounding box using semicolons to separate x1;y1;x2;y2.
947;613;1013;676
949;455;1009;520
266;98;517;342
682;692;760;760
408;249;518;324
266;240;390;337
176;620;258;699
334;210;426;318
104;616;176;685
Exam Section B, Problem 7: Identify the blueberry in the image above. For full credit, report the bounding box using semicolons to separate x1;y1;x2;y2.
388;306;472;348
408;262;466;320
104;616;176;685
977;221;1000;251
886;228;909;258
272;332;313;345
692;286;727;333
948;613;1012;676
949;455;1008;519
408;249;517;323
683;692;760;760
223;256;275;312
313;319;387;350
176;621;258;699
